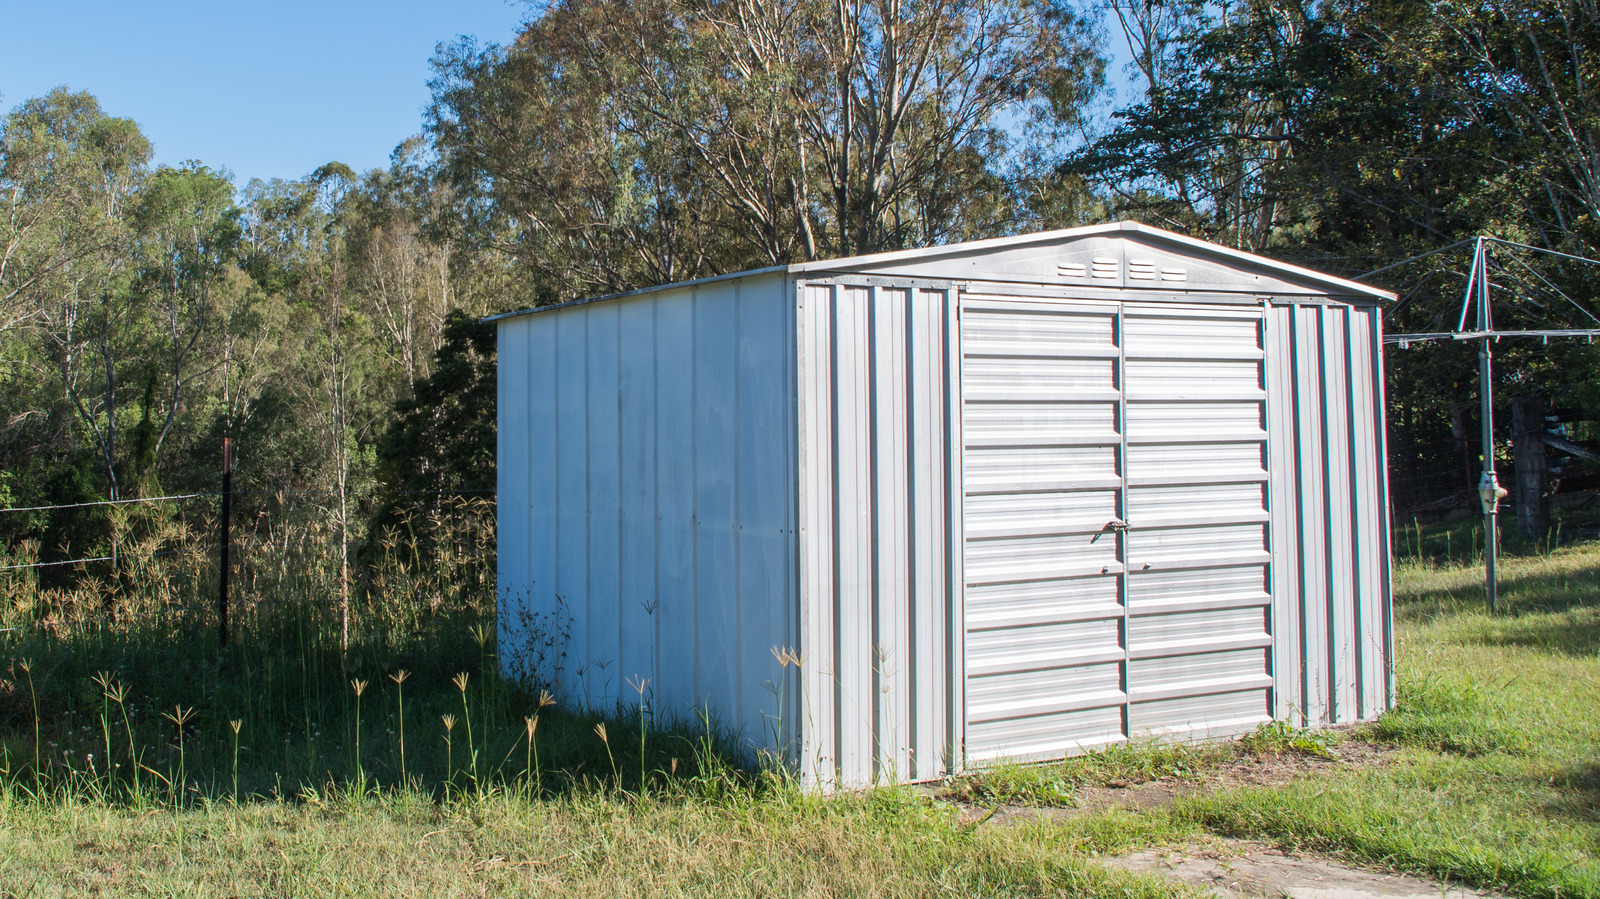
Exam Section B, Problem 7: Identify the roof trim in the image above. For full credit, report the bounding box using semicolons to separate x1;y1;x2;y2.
482;265;789;323
792;221;1396;301
484;221;1395;322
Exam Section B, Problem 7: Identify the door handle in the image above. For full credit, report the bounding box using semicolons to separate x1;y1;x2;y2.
1090;519;1129;542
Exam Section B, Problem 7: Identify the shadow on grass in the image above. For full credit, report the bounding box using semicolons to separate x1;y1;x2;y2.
0;611;760;806
1471;609;1600;656
1544;762;1600;824
1397;559;1600;626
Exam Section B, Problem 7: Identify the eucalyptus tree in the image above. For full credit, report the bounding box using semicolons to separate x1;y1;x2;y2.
124;163;242;491
1;90;150;505
1392;0;1600;257
428;0;1103;300
1064;0;1331;251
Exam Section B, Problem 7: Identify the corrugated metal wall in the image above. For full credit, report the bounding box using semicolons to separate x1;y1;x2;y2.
1265;302;1392;725
961;296;1276;764
797;280;958;789
496;273;801;753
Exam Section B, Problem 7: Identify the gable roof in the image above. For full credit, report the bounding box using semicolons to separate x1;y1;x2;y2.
487;220;1394;322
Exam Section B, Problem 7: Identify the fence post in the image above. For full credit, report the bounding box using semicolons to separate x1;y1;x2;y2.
1513;396;1548;540
220;438;232;647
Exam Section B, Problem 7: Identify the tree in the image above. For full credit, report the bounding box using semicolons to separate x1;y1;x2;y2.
427;0;1103;300
126;163;241;491
1064;0;1329;250
7;91;151;502
375;310;496;502
1397;0;1600;256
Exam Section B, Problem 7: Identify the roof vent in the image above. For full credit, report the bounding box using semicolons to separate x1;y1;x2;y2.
1091;257;1118;279
1128;260;1157;281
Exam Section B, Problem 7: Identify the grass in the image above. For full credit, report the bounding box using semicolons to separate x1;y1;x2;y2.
1;514;1596;895
948;740;1233;808
0;527;1195;896
936;525;1599;899
0;786;1198;898
1176;536;1600;899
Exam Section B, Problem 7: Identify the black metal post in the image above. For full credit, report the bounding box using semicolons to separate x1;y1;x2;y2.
220;437;232;647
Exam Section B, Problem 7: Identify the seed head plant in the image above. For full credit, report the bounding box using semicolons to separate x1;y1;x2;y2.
351;679;369;788
441;714;457;786
229;720;243;802
103;680;137;798
524;689;555;796
595;722;617;787
18;659;38;790
452;673;478;789
162;706;197;803
627;675;650;792
389;670;410;783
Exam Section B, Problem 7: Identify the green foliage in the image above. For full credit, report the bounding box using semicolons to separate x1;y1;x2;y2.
1238;720;1336;760
1059;0;1600;515
1372;674;1525;755
375;310;496;500
426;0;1105;299
0;88;508;609
1180;544;1600;899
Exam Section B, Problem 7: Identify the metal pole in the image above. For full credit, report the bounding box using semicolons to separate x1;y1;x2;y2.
220;437;232;646
1476;239;1499;613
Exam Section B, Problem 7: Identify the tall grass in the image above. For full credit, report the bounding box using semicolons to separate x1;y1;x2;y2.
0;496;750;808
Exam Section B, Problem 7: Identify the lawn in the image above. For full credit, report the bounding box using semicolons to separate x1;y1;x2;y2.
0;526;1595;896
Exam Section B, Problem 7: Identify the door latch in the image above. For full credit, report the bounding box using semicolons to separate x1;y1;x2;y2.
1090;519;1129;542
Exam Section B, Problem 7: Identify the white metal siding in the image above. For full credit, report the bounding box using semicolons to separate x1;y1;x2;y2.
1123;304;1273;741
961;297;1128;762
797;281;956;789
1265;303;1391;725
961;297;1275;764
496;274;800;756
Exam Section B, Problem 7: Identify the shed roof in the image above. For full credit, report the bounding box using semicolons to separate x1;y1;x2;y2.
486;220;1394;322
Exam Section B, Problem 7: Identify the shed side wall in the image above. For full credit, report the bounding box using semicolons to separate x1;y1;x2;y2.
797;281;956;790
496;274;800;753
1265;302;1391;725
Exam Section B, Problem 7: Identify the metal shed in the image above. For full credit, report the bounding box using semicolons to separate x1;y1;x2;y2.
492;221;1396;790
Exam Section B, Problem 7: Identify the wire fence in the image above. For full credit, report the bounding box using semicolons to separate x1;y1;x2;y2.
0;486;499;646
0;488;495;574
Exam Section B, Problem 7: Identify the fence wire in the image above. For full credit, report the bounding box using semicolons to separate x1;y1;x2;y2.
0;489;495;574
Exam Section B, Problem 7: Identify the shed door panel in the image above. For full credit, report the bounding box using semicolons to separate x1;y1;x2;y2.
1121;304;1273;739
962;298;1273;764
962;298;1127;762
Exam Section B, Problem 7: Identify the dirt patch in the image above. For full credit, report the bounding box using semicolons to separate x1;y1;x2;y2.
950;733;1398;824
942;741;1482;899
1106;840;1502;899
1203;737;1394;793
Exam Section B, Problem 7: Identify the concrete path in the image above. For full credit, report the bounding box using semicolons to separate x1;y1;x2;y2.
1108;843;1499;899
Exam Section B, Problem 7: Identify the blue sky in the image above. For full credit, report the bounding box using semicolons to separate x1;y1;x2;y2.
3;1;1137;188
0;0;529;186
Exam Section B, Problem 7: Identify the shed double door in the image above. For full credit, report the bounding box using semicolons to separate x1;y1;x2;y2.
961;296;1275;763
